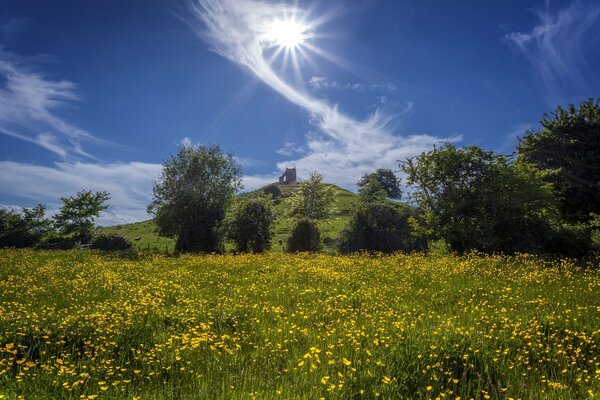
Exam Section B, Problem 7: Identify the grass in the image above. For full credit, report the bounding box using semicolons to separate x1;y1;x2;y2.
0;249;598;399
97;183;360;253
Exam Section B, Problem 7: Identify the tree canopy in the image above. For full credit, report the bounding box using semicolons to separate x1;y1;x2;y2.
286;172;335;222
54;191;110;241
226;195;275;253
401;144;556;254
517;98;600;223
148;144;242;252
357;168;402;199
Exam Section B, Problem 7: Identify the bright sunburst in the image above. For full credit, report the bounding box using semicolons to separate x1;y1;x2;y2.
263;19;309;49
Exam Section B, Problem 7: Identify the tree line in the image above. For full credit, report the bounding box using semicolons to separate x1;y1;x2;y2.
1;98;598;256
147;98;600;256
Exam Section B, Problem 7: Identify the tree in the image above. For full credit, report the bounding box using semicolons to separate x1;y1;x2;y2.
285;172;335;252
22;204;53;240
357;169;402;199
226;196;275;253
287;219;320;252
148;144;242;253
54;191;110;241
337;201;425;254
401;144;557;254
517;98;600;223
286;172;335;222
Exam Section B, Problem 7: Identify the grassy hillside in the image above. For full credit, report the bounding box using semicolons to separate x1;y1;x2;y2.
97;182;360;252
1;249;598;399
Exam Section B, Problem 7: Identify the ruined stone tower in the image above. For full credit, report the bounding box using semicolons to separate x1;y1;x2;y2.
278;167;297;184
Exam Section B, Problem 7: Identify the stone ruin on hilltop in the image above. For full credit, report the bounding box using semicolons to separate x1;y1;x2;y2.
278;167;297;184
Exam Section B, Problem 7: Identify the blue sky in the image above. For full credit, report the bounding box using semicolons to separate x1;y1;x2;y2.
1;0;599;225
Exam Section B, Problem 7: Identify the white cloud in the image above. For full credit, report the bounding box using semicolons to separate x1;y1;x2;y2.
276;141;306;157
308;75;397;92
505;1;600;99
189;0;456;190
0;160;161;226
0;47;110;159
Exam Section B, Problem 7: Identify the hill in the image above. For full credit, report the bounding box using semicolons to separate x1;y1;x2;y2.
96;182;360;252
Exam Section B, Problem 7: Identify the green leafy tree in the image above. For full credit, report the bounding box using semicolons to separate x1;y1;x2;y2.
148;144;242;253
517;98;600;223
285;172;335;252
54;191;109;241
357;168;402;199
286;172;335;222
226;196;275;253
337;201;425;254
0;209;31;248
22;204;53;240
287;219;320;252
401;144;557;254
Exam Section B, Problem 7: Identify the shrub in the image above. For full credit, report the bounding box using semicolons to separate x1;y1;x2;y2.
91;234;132;251
287;219;320;252
226;196;275;253
337;201;426;254
39;236;78;250
263;185;283;204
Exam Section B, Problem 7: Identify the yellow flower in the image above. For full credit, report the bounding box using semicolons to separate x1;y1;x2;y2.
426;386;433;391
342;357;351;366
321;376;330;385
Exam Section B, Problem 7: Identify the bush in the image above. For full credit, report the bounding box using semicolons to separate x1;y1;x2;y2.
337;201;426;254
287;219;320;252
91;234;132;251
39;236;78;250
226;196;275;253
263;185;283;204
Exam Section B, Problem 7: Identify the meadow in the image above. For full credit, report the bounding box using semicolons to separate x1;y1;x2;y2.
0;250;598;399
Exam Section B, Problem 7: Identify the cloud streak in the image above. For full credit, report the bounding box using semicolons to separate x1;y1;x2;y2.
0;47;109;159
308;75;397;92
505;1;600;99
189;0;456;188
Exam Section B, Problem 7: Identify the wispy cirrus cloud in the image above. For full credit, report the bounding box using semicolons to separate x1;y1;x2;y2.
505;1;600;100
189;0;457;189
0;47;110;159
308;75;397;92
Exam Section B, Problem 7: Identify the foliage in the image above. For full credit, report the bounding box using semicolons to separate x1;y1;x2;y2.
401;144;558;254
225;196;275;253
286;172;335;222
148;144;242;253
357;168;402;199
517;98;600;223
0;204;52;248
91;233;132;251
263;184;283;203
286;219;320;252
337;201;425;254
38;236;78;250
54;190;110;241
0;249;598;399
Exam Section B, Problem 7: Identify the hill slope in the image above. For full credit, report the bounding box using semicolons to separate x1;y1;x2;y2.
97;182;359;252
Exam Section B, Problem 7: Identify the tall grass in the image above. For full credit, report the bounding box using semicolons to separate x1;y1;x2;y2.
0;250;598;399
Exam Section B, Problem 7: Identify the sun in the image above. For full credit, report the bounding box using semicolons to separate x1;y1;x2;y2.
263;19;309;49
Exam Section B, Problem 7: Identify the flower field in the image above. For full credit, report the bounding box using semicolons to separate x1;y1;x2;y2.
0;250;598;399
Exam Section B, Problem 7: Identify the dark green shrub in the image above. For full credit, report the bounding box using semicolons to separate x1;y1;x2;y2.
337;201;426;254
226;196;275;253
287;219;320;252
263;185;283;204
39;236;78;250
91;234;132;251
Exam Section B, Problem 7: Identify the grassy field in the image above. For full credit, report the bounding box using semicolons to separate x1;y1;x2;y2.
0;250;598;399
97;183;359;253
